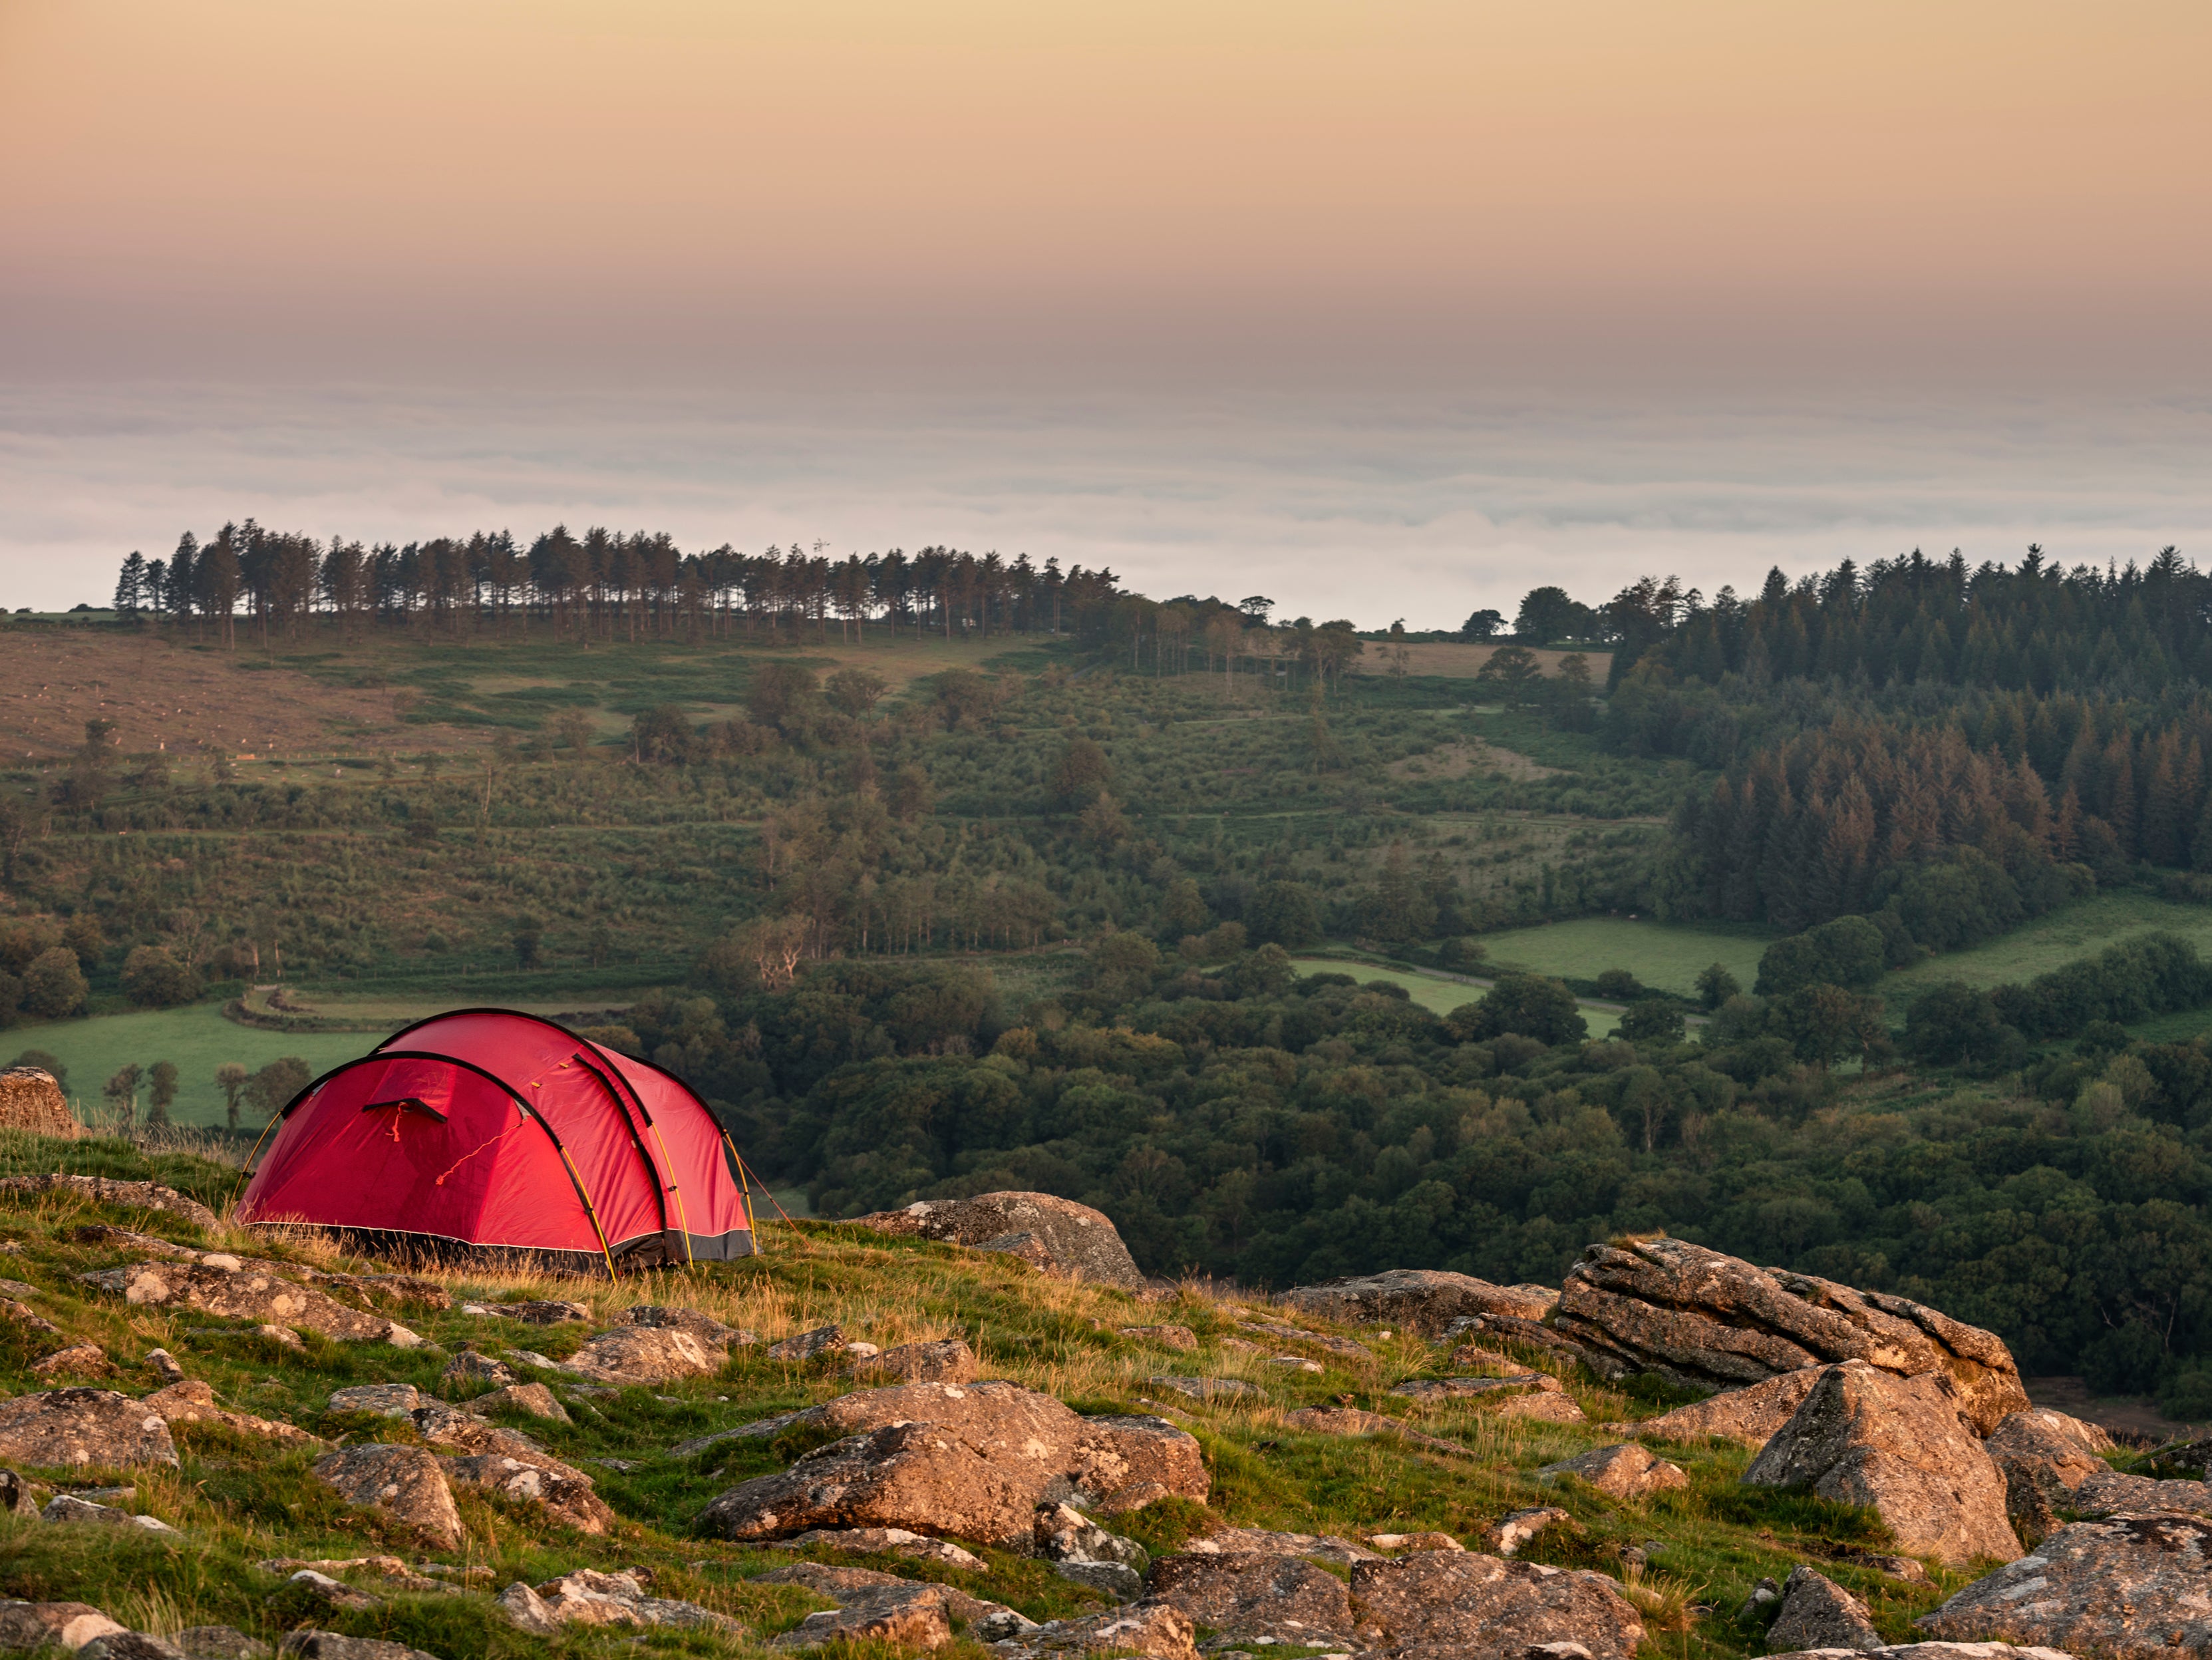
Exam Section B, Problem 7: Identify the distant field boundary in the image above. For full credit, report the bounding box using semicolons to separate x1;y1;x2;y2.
1351;642;1613;679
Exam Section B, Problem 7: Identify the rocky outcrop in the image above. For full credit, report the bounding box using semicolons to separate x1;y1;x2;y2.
409;1403;613;1534
851;1339;977;1385
1036;1502;1149;1599
0;1389;178;1468
311;1445;462;1550
1634;1368;1822;1447
1537;1443;1687;1502
1556;1238;2028;1435
0;1070;75;1136
1743;1363;2018;1566
0;1177;214;1230
2068;1467;2212;1519
1146;1553;1354;1643
563;1325;724;1385
1178;1528;1378;1565
325;1385;420;1418
788;1528;985;1568
850;1192;1146;1291
472;1384;571;1423
768;1582;954;1651
77;1263;419;1347
1983;1407;2118;1534
1766;1566;1883;1653
1283;1269;1558;1335
1349;1550;1647;1660
1917;1512;2212;1657
140;1381;325;1447
697;1381;1206;1544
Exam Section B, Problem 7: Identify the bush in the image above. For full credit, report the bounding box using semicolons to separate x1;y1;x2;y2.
243;1055;312;1119
1755;915;1886;997
1467;972;1587;1046
1903;980;2024;1073
20;948;86;1019
1618;999;1685;1046
120;945;199;1009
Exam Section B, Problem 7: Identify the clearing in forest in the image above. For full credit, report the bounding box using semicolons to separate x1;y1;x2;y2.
1473;916;1774;998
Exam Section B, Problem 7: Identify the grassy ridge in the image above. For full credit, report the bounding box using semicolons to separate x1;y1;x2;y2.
0;1130;2084;1660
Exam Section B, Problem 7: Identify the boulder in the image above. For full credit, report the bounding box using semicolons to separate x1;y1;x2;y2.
699;1379;1205;1543
1145;1553;1354;1642
1482;1507;1571;1557
1635;1369;1823;1448
1537;1443;1688;1502
142;1381;325;1446
2068;1467;2212;1519
1120;1325;1198;1353
1556;1238;2028;1435
1744;1363;2018;1566
0;1389;178;1468
1283;1269;1558;1335
0;1176;213;1230
852;1339;979;1385
0;1470;40;1517
751;1562;1015;1627
0;1070;75;1136
994;1602;1197;1660
311;1444;463;1549
1393;1373;1567;1404
1494;1393;1590;1424
1766;1566;1883;1653
77;1637;186;1660
850;1192;1146;1291
471;1383;571;1424
408;1403;613;1534
1983;1408;2118;1533
0;1601;128;1651
1348;1550;1646;1660
1367;1532;1463;1553
1038;1502;1148;1599
77;1263;418;1346
1917;1512;2212;1657
563;1325;724;1385
476;1299;588;1324
142;1351;186;1386
0;1300;58;1336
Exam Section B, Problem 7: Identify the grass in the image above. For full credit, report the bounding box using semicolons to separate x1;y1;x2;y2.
1881;891;2212;1031
1470;918;1775;1000
0;1128;2061;1660
1291;956;1625;1039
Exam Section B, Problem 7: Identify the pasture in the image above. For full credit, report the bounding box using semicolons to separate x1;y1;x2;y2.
1289;955;1623;1039
1472;916;1772;998
1883;892;2212;1001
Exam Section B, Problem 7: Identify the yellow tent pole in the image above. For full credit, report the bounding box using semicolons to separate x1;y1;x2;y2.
554;1144;621;1279
647;1122;695;1264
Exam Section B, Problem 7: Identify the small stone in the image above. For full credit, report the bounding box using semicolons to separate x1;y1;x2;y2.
42;1493;180;1534
1537;1443;1688;1502
282;1572;381;1614
1148;1376;1260;1401
850;1338;979;1385
1366;1531;1464;1553
0;1470;41;1518
1267;1357;1323;1373
1766;1564;1882;1653
496;1300;589;1324
256;1326;304;1349
439;1351;515;1390
142;1351;187;1386
77;1635;186;1660
844;1342;881;1359
1120;1325;1199;1353
788;1527;987;1569
0;1301;59;1335
1483;1507;1571;1557
766;1324;844;1361
277;1633;444;1660
1738;1576;1782;1620
325;1384;420;1418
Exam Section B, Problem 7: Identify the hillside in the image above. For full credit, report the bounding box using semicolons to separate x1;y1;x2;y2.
0;1133;2199;1660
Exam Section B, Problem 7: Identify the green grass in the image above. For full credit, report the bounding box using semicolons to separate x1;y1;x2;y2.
1289;957;1623;1039
1881;892;2212;1029
1468;917;1774;999
4;1003;371;1127
0;1128;2034;1660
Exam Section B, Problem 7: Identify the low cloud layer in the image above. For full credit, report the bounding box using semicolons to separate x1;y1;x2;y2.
3;382;2208;626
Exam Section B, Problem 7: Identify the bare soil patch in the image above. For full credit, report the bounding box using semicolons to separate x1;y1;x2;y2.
0;631;467;760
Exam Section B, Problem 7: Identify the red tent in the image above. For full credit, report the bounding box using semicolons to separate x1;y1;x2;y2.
236;1009;756;1275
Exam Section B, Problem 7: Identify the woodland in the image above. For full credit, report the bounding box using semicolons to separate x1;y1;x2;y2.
1;526;2210;1418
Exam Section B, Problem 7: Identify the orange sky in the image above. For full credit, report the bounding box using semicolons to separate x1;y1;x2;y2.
5;0;2209;384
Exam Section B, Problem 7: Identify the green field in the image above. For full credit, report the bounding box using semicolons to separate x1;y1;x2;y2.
1470;916;1773;997
1881;891;2212;1037
3;989;639;1128
1289;957;1622;1039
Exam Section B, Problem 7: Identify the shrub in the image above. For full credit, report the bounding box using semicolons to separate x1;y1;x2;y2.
20;948;86;1019
121;945;200;1009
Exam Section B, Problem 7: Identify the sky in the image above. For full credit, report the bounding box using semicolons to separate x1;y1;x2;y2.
3;0;2209;621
